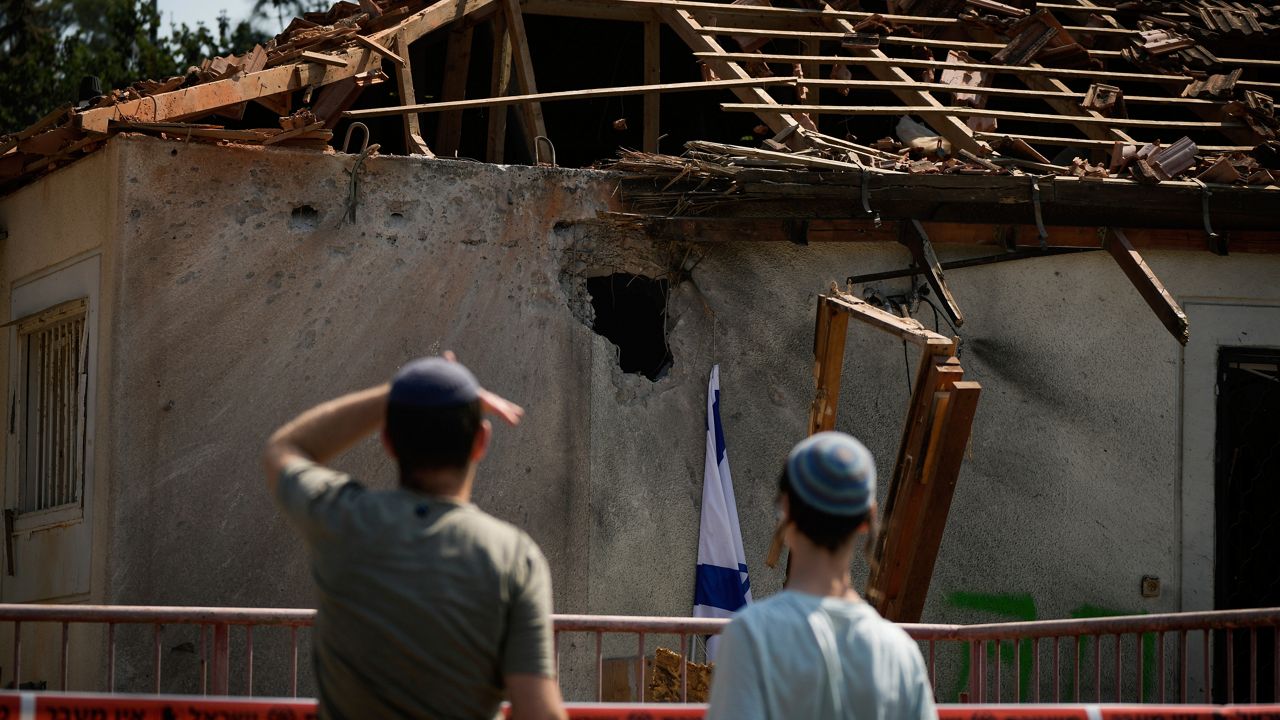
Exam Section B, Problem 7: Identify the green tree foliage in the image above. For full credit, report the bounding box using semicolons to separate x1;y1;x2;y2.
251;0;329;32
0;0;273;134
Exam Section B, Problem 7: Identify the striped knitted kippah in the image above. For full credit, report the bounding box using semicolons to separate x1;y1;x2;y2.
786;432;876;517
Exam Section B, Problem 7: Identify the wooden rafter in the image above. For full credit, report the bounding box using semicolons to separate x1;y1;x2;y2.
394;33;435;156
73;0;500;134
1105;228;1190;344
657;8;805;143
436;25;475;156
695;53;1280;94
500;0;548;158
811;0;985;156
644;20;662;153
488;11;515;163
346;77;797;117
721;103;1252;131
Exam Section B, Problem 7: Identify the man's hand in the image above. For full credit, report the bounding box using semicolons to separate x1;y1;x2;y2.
442;350;524;426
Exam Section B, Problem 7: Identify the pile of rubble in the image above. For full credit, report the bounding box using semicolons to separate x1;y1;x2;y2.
608;134;1280;186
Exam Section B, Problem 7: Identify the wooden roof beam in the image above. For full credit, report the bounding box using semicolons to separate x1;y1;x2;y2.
345;77;797;117
722;103;1252;131
1105;228;1190;344
812;0;985;156
74;0;499;134
693;52;1280;92
657;8;806;143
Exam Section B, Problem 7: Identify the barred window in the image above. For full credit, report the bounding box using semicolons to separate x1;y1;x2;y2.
15;298;88;514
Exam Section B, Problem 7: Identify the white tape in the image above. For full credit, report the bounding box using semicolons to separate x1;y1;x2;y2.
18;692;34;720
1084;704;1103;720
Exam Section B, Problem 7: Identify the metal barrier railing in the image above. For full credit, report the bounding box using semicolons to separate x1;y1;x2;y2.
3;692;1280;720
0;604;1276;704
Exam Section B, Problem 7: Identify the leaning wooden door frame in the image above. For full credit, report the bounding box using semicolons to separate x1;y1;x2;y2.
808;286;982;622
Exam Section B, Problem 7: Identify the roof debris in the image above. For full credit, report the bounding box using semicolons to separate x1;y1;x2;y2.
1;0;1279;199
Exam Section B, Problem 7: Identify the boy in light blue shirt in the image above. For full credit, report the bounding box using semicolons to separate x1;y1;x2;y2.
707;432;936;720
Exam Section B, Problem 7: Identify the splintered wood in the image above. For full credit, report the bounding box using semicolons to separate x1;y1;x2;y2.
809;291;981;622
648;648;712;703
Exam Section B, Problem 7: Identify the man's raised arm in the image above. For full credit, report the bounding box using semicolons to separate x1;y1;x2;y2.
262;384;389;496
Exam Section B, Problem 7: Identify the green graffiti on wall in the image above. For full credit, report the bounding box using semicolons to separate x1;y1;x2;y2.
946;593;1156;703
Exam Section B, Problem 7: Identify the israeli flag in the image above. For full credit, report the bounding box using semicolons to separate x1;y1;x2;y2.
693;365;751;659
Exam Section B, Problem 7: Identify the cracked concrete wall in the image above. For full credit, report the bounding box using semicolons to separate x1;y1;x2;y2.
5;134;1280;698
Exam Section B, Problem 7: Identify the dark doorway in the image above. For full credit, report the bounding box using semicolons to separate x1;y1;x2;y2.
1214;347;1280;702
587;273;672;381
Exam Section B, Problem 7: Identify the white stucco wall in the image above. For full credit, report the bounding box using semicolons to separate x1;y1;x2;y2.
2;135;1278;699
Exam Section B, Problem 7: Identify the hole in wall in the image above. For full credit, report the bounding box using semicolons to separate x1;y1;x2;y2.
587;273;673;381
289;205;320;232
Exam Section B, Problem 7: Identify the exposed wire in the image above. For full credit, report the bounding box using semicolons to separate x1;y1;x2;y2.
919;294;962;342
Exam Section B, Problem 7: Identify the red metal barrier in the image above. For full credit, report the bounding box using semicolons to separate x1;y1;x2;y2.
2;693;1280;720
0;605;1275;705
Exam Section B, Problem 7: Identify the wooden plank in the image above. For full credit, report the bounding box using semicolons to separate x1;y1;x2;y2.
721;103;1251;130
501;0;548;155
488;12;515;163
883;380;981;622
394;33;436;157
262;121;326;145
521;0;1279;70
974;132;1252;153
396;0;501;45
800;79;1223;108
1106;228;1190;344
253;92;293;116
822;291;955;348
657;8;803;141
900;220;965;328
694;51;1280;92
300;50;350;67
76;47;379;133
346;77;797;117
808;297;851;435
353;34;408;67
1;104;73;154
644;20;662;153
870;351;961;616
436;25;476;156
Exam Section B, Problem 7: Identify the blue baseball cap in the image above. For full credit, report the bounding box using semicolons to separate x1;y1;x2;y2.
389;357;480;408
786;432;876;517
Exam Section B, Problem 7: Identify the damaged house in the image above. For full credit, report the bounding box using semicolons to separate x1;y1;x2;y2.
0;0;1277;703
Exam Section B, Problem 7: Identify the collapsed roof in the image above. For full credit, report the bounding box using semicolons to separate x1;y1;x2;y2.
2;0;1279;235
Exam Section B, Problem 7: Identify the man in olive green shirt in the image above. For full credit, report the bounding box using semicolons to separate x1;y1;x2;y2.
264;355;565;720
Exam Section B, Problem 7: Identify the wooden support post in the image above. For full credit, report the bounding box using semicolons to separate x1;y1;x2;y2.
809;297;851;435
889;380;981;622
657;7;804;145
870;349;963;620
643;20;662;153
900;219;965;328
437;25;475;156
488;12;514;162
1105;228;1190;345
500;0;548;158
394;33;435;156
